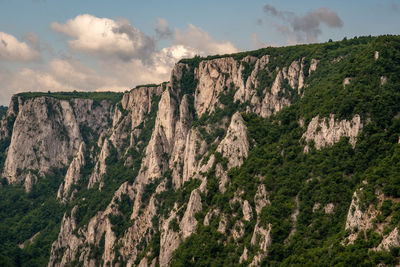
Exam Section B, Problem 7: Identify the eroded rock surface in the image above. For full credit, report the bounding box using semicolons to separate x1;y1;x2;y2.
302;114;363;152
58;142;86;201
2;97;112;186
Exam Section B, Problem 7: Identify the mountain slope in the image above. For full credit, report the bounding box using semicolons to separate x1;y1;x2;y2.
0;35;400;266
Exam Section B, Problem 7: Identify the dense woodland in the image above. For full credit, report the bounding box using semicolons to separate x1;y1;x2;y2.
0;35;399;266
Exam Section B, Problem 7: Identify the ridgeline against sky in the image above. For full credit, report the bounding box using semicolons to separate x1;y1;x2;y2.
0;0;399;105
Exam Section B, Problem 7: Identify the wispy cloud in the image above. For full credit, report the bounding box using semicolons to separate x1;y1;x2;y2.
263;5;343;43
154;18;173;40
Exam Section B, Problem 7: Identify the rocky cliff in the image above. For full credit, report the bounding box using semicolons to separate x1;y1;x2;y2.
1;96;113;185
1;35;400;266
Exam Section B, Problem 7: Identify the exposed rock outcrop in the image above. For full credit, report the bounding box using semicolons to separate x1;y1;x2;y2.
217;112;249;169
194;58;244;117
324;203;335;214
302;114;363;152
24;171;37;193
169;95;193;189
250;223;271;266
2;97;112;185
283;60;301;90
255;184;269;213
58;142;86;201
180;189;202;239
309;58;319;75
344;190;378;244
313;203;321;212
343;77;352;88
88;138;110;189
381;76;387;86
159;210;180;267
49;182;136;267
239;246;249;264
137;89;177;184
285;195;299;243
48;206;82;267
374;51;379;60
242;200;253;221
375;228;400;251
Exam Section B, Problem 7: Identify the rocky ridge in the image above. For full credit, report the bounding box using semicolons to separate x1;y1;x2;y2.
45;54;319;266
1;36;399;266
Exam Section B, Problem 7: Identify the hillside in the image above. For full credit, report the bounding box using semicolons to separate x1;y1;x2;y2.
0;35;400;266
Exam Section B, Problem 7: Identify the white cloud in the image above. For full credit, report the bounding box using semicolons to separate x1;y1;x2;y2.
0;15;241;105
0;47;194;105
152;45;198;75
175;24;238;55
51;15;239;60
0;31;40;62
51;14;155;61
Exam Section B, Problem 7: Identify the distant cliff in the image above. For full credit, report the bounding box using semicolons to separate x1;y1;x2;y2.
0;35;400;267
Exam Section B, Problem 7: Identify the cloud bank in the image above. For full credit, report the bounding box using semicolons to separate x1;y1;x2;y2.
0;14;239;105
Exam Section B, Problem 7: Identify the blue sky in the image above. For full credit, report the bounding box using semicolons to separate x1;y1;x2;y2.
0;0;399;105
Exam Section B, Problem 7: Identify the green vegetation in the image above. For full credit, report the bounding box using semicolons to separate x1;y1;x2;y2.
134;83;161;89
17;91;123;105
171;35;400;266
241;60;256;85
0;170;65;267
71;94;162;232
0;106;7;120
155;177;202;219
1;35;400;266
0;137;10;173
0;87;162;266
179;35;376;65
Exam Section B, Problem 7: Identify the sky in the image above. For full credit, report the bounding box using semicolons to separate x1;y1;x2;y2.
0;0;399;105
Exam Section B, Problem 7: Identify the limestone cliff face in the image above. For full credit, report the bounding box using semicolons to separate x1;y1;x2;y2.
137;88;177;184
88;138;110;189
0;95;21;139
302;114;363;152
48;206;82;267
30;55;322;266
2;47;382;267
195;57;244;117
193;55;318;119
48;84;167;266
343;188;400;247
2;96;113;185
49;183;135;267
217;112;249;169
376;228;400;251
57;142;86;201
